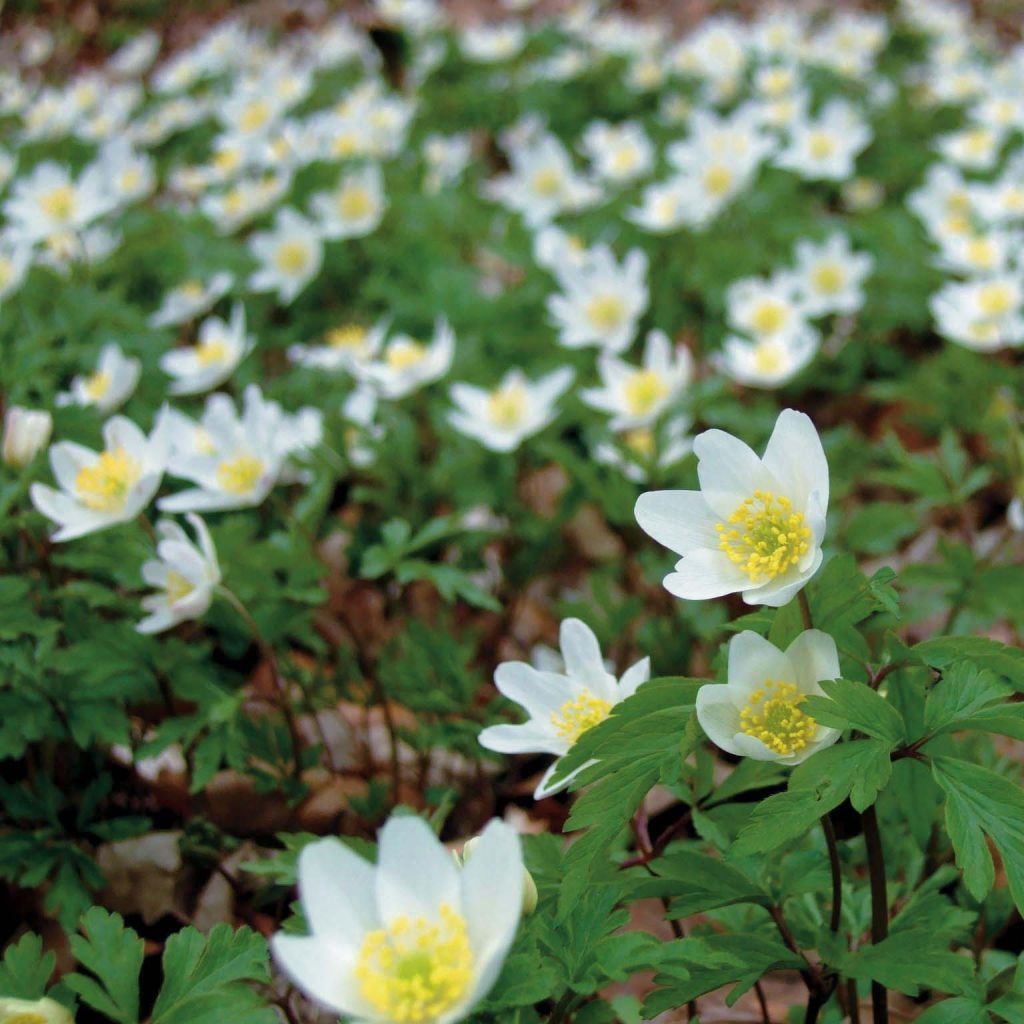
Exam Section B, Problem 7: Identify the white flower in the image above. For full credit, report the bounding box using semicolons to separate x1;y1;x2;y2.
98;141;156;206
727;273;808;344
0;997;73;1024
108;30;160;76
448;367;574;452
247;207;323;304
58;343;141;413
30;413;169;542
289;321;389;373
594;416;693;484
137;514;221;634
310;163;387;240
342;385;385;467
547;245;648;353
791;233;874;317
934;230;1016;277
1009;496;1024;532
935;125;1003;172
422;133;473;193
160;304;253;396
713;329;819;389
930;275;1024;352
774;102;871;181
479;618;651;798
635;408;828;606
696;630;841;765
460;22;526;62
359;319;456;399
149;272;234;328
0;238;32;302
579;120;654;184
532;226;590;276
2;406;53;467
3;160;113;244
272;815;523;1024
627;177;692;233
160;386;294;513
581;329;692;430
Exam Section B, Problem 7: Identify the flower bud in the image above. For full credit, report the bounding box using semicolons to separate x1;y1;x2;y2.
3;407;53;467
0;996;74;1024
461;835;538;914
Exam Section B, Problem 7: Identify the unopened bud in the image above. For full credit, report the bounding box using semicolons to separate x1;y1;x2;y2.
3;406;52;467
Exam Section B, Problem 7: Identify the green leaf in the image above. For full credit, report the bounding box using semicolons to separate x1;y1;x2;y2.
932;756;1024;913
65;909;144;1024
802;678;906;743
914;637;1024;692
631;849;770;917
914;998;990;1024
152;924;274;1024
923;662;1011;738
0;932;56;1000
733;739;894;855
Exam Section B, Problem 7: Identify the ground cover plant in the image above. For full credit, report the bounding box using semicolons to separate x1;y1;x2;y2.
2;0;1024;1021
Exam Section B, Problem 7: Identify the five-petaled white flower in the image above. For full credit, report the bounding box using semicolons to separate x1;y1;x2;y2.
30;412;169;541
635;408;828;606
137;513;221;634
248;207;323;304
272;815;523;1024
58;343;141;413
359;318;456;399
479;618;651;798
696;629;841;765
160;303;253;395
149;272;234;328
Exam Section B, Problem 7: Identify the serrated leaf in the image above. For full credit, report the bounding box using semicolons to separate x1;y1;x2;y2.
803;678;905;742
631;849;770;917
65;908;143;1024
914;637;1024;692
923;662;1011;738
0;932;56;1000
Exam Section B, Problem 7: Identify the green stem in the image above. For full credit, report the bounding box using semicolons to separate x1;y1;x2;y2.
548;990;576;1024
861;805;889;1024
822;814;842;934
798;588;813;630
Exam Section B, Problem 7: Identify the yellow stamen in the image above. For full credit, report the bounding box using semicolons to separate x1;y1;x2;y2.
531;166;563;197
750;300;788;336
239;100;270;133
715;489;812;583
165;570;194;604
179;280;205;300
327;324;368;349
585;294;626;332
808;132;835;160
355;904;472;1023
978;282;1014;317
216;452;264;494
337;185;373;220
75;447;141;512
83;370;111;401
703;164;733;196
752;342;785;376
623;427;655;458
195;340;228;365
550;689;613;744
275;241;310;275
623;370;668;416
811;262;845;294
40;185;76;222
386;340;426;371
739;679;817;756
487;384;526;428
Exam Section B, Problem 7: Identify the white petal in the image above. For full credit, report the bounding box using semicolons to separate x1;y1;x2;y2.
559;619;605;683
760;409;829;513
728;631;794;698
493;662;576;721
635;489;721;555
478;722;565;756
693;428;777;517
662;549;750;600
617;657;651;700
786;629;840;692
271;935;368;1018
376;816;460;924
695;685;745;755
298;838;379;950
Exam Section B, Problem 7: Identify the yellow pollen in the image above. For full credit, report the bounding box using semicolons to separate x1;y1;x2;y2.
75;447;142;512
338;185;373;220
275;240;310;275
946;191;970;214
808;132;835;160
965;238;996;269
7;1014;48;1024
623;427;655;458
195;339;229;365
963;129;991;157
239;100;270;133
550;689;613;744
610;145;639;174
487;384;526;428
327;324;368;349
585;294;626;332
739;679;817;756
703;164;733;196
332;133;360;158
216;452;265;494
165;570;194;604
531;166;563;197
40;185;76;221
214;148;241;174
811;262;845;294
750;300;788;336
224;188;246;215
355;904;472;1024
715;490;812;582
0;257;11;287
978;282;1014;317
623;370;668;416
180;280;205;300
120;168;142;192
752;342;785;375
83;370;111;400
386;340;426;371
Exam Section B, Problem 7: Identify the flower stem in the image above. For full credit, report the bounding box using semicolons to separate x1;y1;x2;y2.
798;588;813;630
822;813;842;933
861;804;889;1024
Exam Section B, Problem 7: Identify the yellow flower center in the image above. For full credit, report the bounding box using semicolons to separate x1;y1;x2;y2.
0;257;11;287
75;447;142;512
623;370;668;416
7;1013;48;1024
180;280;205;300
355;904;473;1024
963;129;991;157
623;427;655;458
716;490;812;582
750;300;788;336
550;689;613;744
224;188;246;215
808;132;835;160
196;340;228;365
965;237;996;269
978;282;1014;317
120;167;142;192
585;294;625;332
752;342;785;375
946;191;970;214
812;262;845;294
40;185;76;221
328;324;368;349
338;185;373;220
332;132;360;158
275;240;310;275
487;384;527;428
739;679;817;756
386;340;427;371
239;100;270;133
83;370;111;400
165;570;194;604
703;164;733;196
610;145;639;174
531;166;563;197
214;148;241;174
216;452;265;494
